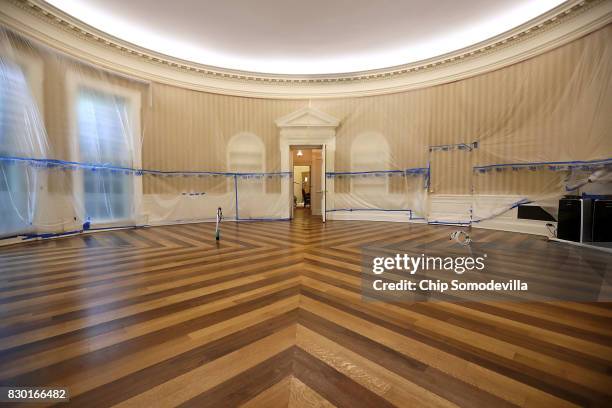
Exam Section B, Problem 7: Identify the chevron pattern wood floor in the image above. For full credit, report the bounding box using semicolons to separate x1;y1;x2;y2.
1;209;611;407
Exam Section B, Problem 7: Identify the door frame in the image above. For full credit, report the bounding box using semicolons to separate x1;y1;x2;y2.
276;107;339;222
289;146;325;220
280;137;335;221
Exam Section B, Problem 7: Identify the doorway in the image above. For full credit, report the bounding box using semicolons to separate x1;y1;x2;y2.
276;106;338;222
290;146;324;220
293;165;310;208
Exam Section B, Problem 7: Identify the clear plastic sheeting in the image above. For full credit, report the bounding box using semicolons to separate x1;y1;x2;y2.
236;173;291;220
0;48;48;237
325;169;429;220
471;159;612;225
141;172;236;224
0;28;292;241
1;23;612;242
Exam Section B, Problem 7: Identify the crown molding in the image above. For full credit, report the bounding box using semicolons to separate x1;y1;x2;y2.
1;0;611;98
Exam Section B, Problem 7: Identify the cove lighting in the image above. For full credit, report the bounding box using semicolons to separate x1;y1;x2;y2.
46;0;566;75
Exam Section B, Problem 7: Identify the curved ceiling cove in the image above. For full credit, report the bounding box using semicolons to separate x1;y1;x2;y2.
44;0;566;75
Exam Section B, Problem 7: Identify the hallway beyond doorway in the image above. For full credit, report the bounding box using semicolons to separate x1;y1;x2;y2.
291;147;323;219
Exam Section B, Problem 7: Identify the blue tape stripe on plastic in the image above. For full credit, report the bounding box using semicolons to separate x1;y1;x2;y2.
473;157;612;171
86;225;146;232
405;168;430;174
21;224;147;240
0;156;137;172
326;208;412;213
326;167;429;176
0;155;292;177
326;170;404;176
23;229;82;240
144;170;233;176
429;142;477;151
235;171;291;176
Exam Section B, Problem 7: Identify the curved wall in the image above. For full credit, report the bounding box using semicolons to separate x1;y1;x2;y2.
1;0;611;98
0;10;611;236
142;26;612;195
3;23;611;195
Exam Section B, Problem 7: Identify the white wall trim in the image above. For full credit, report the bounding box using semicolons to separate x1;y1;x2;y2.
327;194;556;236
1;0;610;98
278;108;339;219
65;70;143;228
327;211;418;223
429;194;556;236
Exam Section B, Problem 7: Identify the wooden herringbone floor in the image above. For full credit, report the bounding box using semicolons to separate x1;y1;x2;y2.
1;209;611;407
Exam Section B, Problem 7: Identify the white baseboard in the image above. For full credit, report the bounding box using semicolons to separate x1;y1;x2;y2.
430;194;556;236
2;195;557;246
473;218;554;236
327;210;418;223
327;195;556;236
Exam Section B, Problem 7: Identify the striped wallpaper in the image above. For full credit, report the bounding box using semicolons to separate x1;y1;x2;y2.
6;24;612;196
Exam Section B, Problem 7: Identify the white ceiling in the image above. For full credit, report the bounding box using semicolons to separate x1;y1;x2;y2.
45;0;567;75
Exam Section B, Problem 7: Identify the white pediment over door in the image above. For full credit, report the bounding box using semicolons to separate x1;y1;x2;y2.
275;107;340;128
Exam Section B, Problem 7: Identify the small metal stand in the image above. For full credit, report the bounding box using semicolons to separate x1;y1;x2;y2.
215;207;223;240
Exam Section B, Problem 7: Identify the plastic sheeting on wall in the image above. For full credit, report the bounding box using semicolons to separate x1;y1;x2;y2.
325;169;429;220
1;46;48;237
311;24;612;226
1;23;612;241
0;28;292;240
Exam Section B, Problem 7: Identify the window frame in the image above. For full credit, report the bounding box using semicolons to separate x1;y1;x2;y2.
66;71;142;228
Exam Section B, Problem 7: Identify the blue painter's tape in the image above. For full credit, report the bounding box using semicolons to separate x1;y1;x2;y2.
474;157;612;172
23;229;82;240
0;155;293;178
429;142;478;152
326;170;404;176
326;208;412;213
326;167;429;177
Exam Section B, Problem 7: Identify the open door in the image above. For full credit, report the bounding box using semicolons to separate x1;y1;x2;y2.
289;148;294;220
322;144;327;222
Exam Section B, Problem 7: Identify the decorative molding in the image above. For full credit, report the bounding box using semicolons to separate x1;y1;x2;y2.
0;0;611;98
275;107;340;128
